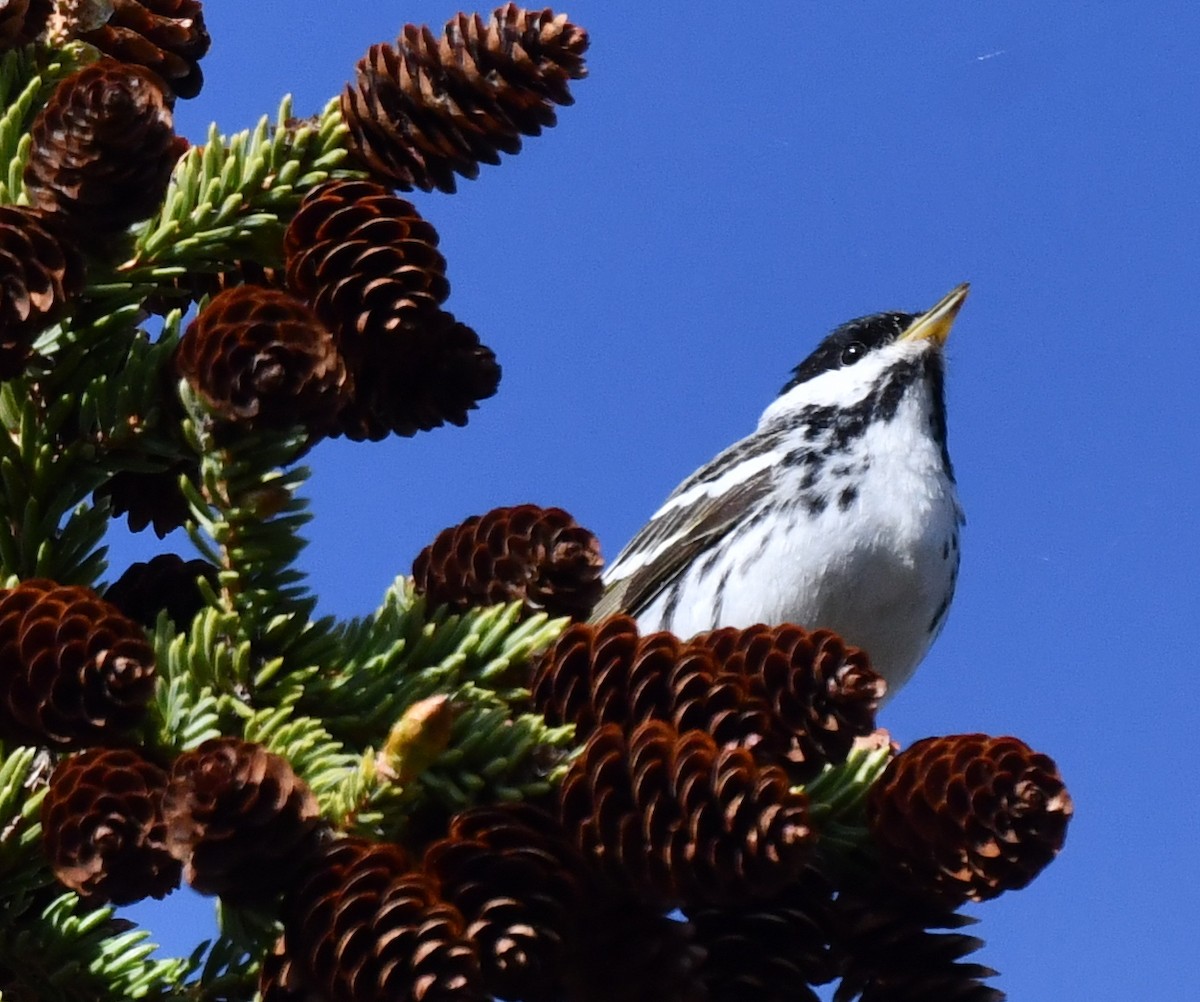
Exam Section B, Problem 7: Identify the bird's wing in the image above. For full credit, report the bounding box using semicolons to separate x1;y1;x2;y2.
592;460;775;622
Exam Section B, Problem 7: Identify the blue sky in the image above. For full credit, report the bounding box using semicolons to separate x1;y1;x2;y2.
116;3;1200;997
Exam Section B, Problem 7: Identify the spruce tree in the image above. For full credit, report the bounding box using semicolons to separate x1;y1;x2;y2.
0;4;1071;999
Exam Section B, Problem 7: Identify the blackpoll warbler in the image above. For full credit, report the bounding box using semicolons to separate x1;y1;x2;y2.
595;284;969;695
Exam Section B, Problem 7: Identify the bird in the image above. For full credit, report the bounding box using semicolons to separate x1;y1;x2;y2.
593;283;969;696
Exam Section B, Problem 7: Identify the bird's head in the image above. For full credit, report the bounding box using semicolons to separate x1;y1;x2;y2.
759;283;970;430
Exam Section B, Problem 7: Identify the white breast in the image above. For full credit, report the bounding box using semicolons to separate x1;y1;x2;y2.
635;384;962;695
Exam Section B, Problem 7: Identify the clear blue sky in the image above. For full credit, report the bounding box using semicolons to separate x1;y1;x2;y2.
117;3;1200;997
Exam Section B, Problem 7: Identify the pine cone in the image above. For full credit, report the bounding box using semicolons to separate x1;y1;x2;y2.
0;205;86;379
284;836;485;1002
558;721;812;909
413;504;603;620
529;617;755;745
832;889;1002;1002
77;0;210;99
174;285;350;431
40;747;181;904
0;0;51;47
162;737;326;904
693;625;885;780
867;733;1072;907
259;937;327;1002
340;4;589;192
566;901;708;1002
285;179;449;348
94;461;198;537
23;58;187;245
333;308;500;440
424;803;589;1002
687;868;837;1002
104;553;217;628
0;580;156;747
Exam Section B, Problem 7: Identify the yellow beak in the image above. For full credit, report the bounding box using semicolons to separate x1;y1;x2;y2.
901;282;970;346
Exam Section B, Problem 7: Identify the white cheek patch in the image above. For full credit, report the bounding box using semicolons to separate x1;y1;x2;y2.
757;341;925;431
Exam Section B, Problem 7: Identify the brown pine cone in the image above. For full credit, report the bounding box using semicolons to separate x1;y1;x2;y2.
0;0;51;47
333;308;500;440
94;461;198;538
831;888;1002;1002
23;58;187;245
693;625;885;781
285;179;449;349
162;737;326;905
0;205;86;379
558;721;812;909
0;580;156;747
566;900;708;1002
259;937;327;1002
104;553;217;628
867;733;1073;907
413;504;603;620
40;747;181;904
77;0;210;99
283;836;485;1002
174;285;350;432
340;4;589;192
687;868;837;1002
529;617;755;745
424;803;590;1002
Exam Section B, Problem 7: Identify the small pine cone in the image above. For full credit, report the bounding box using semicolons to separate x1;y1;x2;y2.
866;733;1072;907
162;737;326;904
285;180;449;348
77;0;210;99
334;308;500;440
94;460;198;537
23;58;187;245
104;553;217;628
0;205;86;379
0;0;51;47
832;889;1002;1002
0;580;156;747
175;285;350;431
413;504;603;620
694;625;885;781
424;803;589;1002
40;747;181;904
340;4;589;192
284;836;485;1002
529;617;754;745
687;868;837;1002
558;721;812;909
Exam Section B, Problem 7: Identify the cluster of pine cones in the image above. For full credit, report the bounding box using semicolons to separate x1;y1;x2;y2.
1;0;591;439
7;520;1072;1001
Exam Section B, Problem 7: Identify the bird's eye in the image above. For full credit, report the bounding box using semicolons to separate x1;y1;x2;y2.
839;342;867;366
